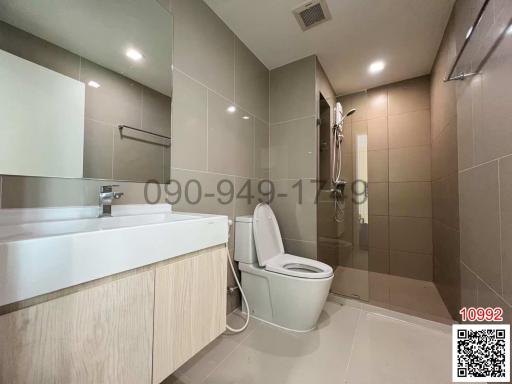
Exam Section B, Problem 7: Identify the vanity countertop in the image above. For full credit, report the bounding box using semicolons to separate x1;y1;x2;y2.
0;204;229;307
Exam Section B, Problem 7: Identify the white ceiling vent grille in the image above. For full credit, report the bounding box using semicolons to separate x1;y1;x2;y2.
293;0;332;31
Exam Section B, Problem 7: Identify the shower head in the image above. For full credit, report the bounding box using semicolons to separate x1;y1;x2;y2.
339;108;356;124
345;108;356;117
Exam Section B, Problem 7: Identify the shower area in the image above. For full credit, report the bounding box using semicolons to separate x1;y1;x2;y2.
317;92;369;301
317;80;452;323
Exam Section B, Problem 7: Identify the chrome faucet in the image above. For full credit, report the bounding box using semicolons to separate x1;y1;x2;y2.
99;185;124;217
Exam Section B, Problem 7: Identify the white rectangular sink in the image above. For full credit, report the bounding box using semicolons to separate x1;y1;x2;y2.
0;204;229;307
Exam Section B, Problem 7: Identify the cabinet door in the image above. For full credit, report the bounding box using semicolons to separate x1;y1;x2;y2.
153;246;227;384
0;271;154;384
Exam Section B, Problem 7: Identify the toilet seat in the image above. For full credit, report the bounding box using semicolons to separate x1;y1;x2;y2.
265;253;333;279
253;203;333;280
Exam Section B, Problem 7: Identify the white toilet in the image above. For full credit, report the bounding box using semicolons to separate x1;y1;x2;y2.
234;203;333;332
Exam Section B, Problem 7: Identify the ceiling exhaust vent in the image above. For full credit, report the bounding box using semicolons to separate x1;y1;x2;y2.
293;0;332;31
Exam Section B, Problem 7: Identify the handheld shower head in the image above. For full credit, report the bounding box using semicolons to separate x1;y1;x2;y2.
345;108;356;117
341;108;356;122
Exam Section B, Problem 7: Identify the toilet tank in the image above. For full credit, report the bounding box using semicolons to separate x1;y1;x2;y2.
234;216;257;264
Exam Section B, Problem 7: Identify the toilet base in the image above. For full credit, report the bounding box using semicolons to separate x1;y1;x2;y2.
239;263;333;332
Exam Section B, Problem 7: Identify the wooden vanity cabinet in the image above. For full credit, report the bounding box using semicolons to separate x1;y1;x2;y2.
0;245;227;384
152;246;227;384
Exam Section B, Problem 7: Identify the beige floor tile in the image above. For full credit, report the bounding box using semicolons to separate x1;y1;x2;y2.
168;312;261;384
203;302;360;384
345;311;452;384
169;299;455;384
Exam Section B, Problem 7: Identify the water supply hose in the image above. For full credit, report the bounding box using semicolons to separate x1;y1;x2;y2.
225;220;250;333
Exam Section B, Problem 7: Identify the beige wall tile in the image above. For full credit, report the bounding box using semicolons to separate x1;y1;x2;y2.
477;280;512;324
172;0;235;100
171;168;235;219
476;35;512;164
432;220;460;318
367;117;388;151
83;119;113;180
431;11;460;320
369;215;389;250
340;118;353;155
1;177;91;208
431;122;458;181
341;153;354;182
389;216;433;254
270;179;317;242
389;145;431;182
255;119;270;179
459;161;501;293
283;238;317;260
234;177;266;218
460;262;478;309
388;110;431;149
171;70;207;171
207;91;254;177
388;76;430;116
269;56;316;123
113;129;166;183
0;20;81;80
390;251;433;281
339;91;367;122
235;39;269;122
81;59;142;129
269;117;316;180
368;182;388;216
141;87;172;137
499;155;512;303
389;182;432;218
456;77;476;170
367;88;388;119
368;150;389;183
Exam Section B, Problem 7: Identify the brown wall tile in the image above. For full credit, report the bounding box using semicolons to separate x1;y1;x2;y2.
389;216;433;255
388;76;430;116
389;182;432;218
390;250;433;281
389;146;431;182
459;161;501;294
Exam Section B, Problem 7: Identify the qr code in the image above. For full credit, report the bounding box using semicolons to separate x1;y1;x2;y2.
453;324;510;382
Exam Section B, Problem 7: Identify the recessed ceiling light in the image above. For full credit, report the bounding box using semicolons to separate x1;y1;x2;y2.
227;105;237;113
368;60;385;74
507;25;512;35
126;48;143;61
87;80;101;88
242;115;250;120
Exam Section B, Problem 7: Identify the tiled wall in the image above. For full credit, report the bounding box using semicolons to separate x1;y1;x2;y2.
165;0;270;313
430;13;461;320
341;76;433;281
0;0;270;313
0;20;172;184
442;0;512;322
269;56;318;259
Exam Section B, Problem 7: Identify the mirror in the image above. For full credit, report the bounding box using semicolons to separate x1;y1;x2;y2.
0;0;173;183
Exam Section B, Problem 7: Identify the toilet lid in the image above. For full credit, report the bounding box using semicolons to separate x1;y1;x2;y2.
252;203;285;267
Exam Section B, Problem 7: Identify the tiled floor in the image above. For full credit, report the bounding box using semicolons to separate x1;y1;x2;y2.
166;298;454;384
332;266;454;324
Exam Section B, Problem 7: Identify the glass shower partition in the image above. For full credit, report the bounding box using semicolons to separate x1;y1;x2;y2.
317;91;369;301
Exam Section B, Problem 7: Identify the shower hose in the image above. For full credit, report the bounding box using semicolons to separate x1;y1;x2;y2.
225;220;250;333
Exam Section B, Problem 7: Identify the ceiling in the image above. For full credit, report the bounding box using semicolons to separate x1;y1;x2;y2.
204;0;455;95
0;0;173;96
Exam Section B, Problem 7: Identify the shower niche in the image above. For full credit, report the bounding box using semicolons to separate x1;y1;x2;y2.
317;91;369;301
